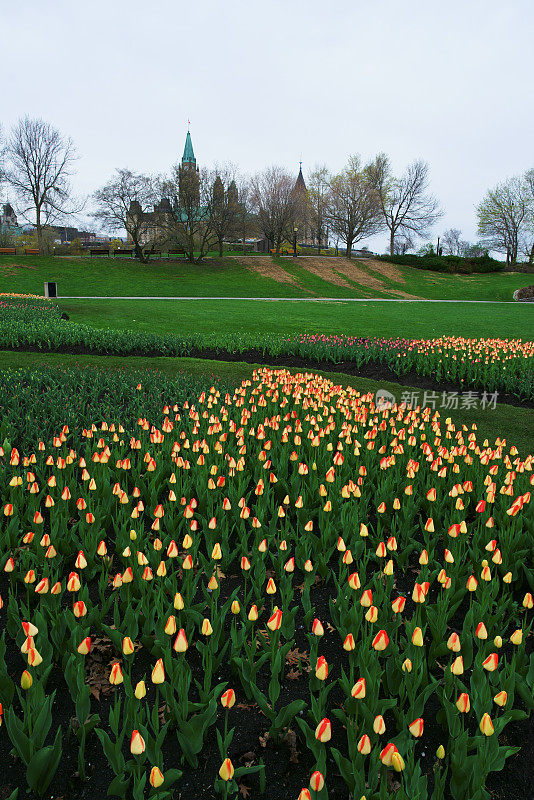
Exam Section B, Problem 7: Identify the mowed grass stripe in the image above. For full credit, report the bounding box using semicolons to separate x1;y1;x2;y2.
56;298;534;341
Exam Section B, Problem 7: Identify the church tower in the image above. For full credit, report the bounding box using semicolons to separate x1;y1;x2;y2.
292;162;312;245
181;130;197;172
179;128;200;205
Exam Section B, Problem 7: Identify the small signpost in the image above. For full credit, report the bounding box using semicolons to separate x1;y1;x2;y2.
44;281;57;298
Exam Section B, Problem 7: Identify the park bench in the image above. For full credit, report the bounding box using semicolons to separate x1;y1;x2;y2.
168;249;186;258
145;250;162;259
25;248;40;255
0;247;16;255
90;248;110;257
113;250;134;257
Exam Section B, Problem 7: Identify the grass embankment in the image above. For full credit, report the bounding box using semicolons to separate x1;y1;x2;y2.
2;350;532;455
1;253;532;300
57;298;533;340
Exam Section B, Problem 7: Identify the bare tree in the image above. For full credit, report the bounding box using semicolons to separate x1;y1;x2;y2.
209;164;240;257
161;164;215;263
441;228;463;256
250;166;297;254
369;154;443;255
393;232;415;255
92;169;160;262
326;155;383;259
477;176;527;264
234;177;258;254
520;168;534;263
3;116;80;251
307;165;331;252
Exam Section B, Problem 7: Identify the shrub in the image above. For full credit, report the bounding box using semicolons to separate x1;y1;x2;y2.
377;253;505;274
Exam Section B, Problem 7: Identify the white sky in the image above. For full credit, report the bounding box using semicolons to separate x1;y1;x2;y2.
2;0;533;251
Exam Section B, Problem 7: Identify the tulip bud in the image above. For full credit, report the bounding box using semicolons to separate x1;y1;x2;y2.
456;693;470;713
312;618;324;636
475;622;488;640
221;689;235;708
523;593;533;609
123;637;135;656
379;743;398;766
201;618;213;636
373;715;385;734
510;629;523;645
77;637;91;655
298;790;312;800
447;632;461;652
343;633;355;651
402;658;412;672
21;670;33;690
351;677;366;699
479;713;494;736
309;772;325;792
315;655;328;680
494;691;507;707
248;604;258;621
173;629;188;652
392;752;405;772
267;608;283;631
372;630;389;651
494;635;503;648
466;575;478;592
357;734;371;754
219;758;234;781
130;729;146;754
151;658;165;684
409;718;424;737
231;600;241;615
436;745;445;759
164;615;176;635
315;717;331;742
450;656;464;675
109;662;123;684
391;596;406;614
482;653;498;671
411;627;423;647
149;767;164;788
135;680;146;699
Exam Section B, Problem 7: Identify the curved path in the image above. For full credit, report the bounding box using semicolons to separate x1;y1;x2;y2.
58;296;519;303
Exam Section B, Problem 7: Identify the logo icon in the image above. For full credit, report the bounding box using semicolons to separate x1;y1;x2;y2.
375;389;396;410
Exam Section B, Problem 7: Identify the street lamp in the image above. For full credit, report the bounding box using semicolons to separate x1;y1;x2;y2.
293;226;298;257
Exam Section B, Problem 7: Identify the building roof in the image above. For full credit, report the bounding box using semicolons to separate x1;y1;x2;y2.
182;131;196;165
294;163;307;193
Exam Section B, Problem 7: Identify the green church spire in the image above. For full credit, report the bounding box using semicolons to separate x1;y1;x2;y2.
182;130;196;166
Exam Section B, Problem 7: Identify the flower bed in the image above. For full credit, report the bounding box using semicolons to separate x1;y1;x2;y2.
1;298;533;401
0;368;531;799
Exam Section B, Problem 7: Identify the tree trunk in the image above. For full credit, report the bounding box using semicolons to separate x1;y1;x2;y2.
133;240;145;262
346;237;353;259
36;206;43;252
390;229;395;256
528;244;534;264
219;239;223;258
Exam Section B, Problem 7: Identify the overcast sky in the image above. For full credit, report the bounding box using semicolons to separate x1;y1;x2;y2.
2;0;533;251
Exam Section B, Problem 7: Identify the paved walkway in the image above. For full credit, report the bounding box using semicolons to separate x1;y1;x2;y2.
58;296;518;303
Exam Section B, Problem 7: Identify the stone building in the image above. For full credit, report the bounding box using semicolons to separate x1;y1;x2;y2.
127;130;197;247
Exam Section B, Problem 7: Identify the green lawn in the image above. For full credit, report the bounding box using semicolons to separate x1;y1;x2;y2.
1;253;532;300
57;298;534;340
2;350;532;455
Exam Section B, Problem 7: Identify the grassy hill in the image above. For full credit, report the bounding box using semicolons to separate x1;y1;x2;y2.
1;253;532;300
